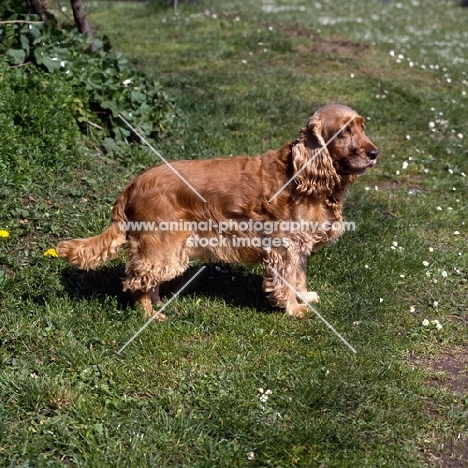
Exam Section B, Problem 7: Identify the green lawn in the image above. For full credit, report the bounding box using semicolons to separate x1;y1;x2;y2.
1;0;467;466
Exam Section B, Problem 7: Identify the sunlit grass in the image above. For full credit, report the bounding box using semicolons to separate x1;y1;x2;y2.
1;0;467;466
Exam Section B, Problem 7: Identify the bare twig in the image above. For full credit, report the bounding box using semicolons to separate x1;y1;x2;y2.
9;62;31;69
70;0;97;51
0;20;44;25
28;0;49;23
87;121;103;131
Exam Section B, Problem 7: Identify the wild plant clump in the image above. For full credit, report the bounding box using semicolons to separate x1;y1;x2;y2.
0;2;178;156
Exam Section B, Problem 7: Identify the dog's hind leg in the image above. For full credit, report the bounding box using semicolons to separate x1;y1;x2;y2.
123;232;190;319
131;286;166;320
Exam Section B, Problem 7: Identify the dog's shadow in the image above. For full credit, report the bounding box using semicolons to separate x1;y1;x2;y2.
59;262;272;314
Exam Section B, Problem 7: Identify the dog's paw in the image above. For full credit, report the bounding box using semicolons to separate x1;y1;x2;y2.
299;291;320;303
288;304;309;319
144;309;166;321
152;311;167;322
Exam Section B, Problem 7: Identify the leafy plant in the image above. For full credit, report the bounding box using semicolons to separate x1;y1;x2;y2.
0;5;178;152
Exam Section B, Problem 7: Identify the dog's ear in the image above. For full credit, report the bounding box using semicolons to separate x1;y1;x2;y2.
292;115;340;198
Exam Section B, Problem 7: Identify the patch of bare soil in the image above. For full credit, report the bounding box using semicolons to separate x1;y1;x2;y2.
425;437;468;468
311;37;369;56
409;347;468;393
375;180;421;192
374;175;422;192
409;347;468;467
286;29;370;57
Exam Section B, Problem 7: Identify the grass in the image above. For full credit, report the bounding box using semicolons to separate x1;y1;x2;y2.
1;0;468;466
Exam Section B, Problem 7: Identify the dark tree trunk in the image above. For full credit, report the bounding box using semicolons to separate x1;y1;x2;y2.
26;0;49;23
70;0;97;51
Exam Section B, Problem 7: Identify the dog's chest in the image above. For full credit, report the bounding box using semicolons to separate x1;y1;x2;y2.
297;199;342;225
295;200;344;251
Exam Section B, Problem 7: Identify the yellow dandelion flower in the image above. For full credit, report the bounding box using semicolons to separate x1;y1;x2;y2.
0;230;10;238
43;248;58;258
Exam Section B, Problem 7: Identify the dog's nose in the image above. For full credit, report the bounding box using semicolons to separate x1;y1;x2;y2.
366;149;378;160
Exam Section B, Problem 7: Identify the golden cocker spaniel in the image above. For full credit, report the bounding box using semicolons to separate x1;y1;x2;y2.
57;104;378;319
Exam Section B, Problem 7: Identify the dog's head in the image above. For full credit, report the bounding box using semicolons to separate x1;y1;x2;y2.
292;104;378;197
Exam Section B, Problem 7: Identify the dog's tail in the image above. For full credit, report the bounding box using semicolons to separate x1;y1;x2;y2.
56;190;129;270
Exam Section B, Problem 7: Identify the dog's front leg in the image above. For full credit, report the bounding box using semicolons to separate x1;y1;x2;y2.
262;250;309;318
295;254;319;303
